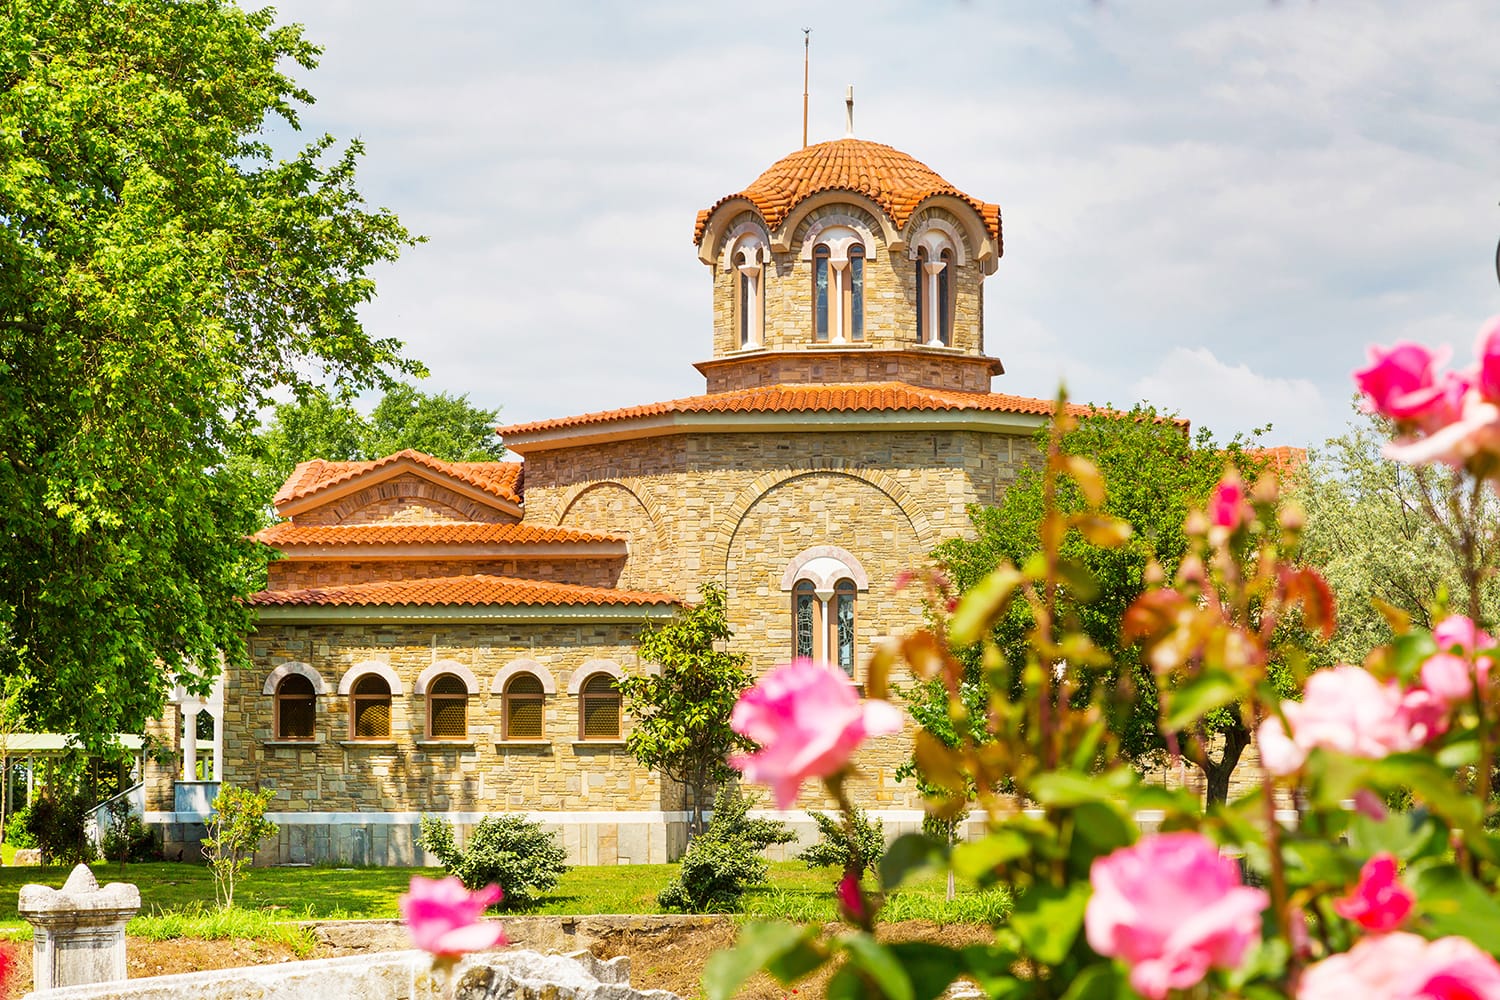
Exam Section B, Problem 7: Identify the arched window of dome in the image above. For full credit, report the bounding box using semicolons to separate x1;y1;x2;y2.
912;230;958;347
803;223;869;345
782;547;870;678
727;231;766;349
813;244;831;342
846;244;865;342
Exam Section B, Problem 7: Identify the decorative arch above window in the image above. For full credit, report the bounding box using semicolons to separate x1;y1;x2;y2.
724;226;769;350
490;659;558;696
262;661;328;696
781;547;869;677
566;659;624;694
415;660;479;696
337;661;404;696
806;224;867;345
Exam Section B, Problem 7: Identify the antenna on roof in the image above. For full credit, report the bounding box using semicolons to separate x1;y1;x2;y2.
845;85;854;137
802;29;811;148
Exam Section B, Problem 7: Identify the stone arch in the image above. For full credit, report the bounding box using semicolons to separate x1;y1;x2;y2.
491;658;558;696
557;480;666;591
903;195;997;272
780;545;870;592
708;465;938;578
262;661;328;696
905;215;970;267
796;214;880;262
720;221;772;271
779;192;901;252
336;660;404;696
415;659;479;695
568;659;624;694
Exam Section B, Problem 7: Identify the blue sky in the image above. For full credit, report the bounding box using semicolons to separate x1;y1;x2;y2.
262;0;1498;450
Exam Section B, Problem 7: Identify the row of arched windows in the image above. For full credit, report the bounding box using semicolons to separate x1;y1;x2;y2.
731;232;956;348
267;662;623;745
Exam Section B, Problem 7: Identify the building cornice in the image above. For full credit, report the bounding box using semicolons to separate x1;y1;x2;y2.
269;541;628;561
255;603;678;626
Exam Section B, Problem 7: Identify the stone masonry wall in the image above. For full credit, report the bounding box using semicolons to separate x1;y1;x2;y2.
266;557;624;591
233;623;663;815
295;475;519;527
700;350;995;393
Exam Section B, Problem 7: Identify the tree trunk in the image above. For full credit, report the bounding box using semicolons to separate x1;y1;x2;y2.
1186;720;1251;806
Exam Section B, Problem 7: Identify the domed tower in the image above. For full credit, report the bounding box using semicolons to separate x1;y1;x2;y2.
693;137;1003;394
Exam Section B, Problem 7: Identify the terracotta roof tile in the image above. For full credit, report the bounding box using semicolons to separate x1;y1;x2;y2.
254;522;623;548
694;138;1001;248
497;382;1090;438
1248;446;1308;478
271;451;522;507
249;574;678;609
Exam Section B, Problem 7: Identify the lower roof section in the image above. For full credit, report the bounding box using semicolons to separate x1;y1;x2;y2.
251;573;679;625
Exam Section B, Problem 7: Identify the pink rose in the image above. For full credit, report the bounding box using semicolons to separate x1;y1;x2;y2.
837;871;868;924
1299;932;1500;1000
1257;666;1434;776
1209;474;1250;531
1473;315;1500;403
1383;389;1500;469
1355;343;1451;422
1085;832;1268;1000
1433;614;1493;656
1333;853;1413;933
729;659;904;808
398;876;507;956
1420;615;1494;707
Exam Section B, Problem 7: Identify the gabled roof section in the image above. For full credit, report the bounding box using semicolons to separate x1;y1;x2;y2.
271;450;523;519
498;382;1092;442
694;138;1002;247
255;522;622;548
250;574;677;610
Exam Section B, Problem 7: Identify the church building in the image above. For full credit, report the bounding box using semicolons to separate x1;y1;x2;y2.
147;134;1087;866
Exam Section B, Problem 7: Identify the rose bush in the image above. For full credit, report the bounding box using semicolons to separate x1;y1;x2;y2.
708;324;1500;1000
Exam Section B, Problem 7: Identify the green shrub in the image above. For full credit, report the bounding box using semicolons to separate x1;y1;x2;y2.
795;805;885;876
657;785;794;913
26;790;96;866
101;799;161;863
5;808;36;849
202;785;277;909
418;814;568;910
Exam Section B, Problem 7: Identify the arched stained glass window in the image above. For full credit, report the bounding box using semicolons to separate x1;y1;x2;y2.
915;246;929;342
834;579;857;677
794;580;817;659
938;248;954;346
847;245;865;342
813;245;831;342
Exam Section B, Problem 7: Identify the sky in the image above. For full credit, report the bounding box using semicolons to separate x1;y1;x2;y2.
260;0;1499;451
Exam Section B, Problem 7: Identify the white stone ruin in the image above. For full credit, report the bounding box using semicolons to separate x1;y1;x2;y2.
18;864;141;991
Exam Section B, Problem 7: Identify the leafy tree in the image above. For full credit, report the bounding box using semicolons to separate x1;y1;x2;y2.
0;0;421;741
618;583;754;839
202;784;277;909
657;784;794;913
364;384;504;463
932;405;1266;802
1296;409;1500;663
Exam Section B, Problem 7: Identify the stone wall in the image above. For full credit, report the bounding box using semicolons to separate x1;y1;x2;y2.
699;349;997;393
295;474;519;527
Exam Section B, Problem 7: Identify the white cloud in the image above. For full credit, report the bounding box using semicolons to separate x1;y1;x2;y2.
1131;347;1331;447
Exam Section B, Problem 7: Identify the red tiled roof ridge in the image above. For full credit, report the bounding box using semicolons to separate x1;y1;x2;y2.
694;138;1001;248
249;573;678;609
271;450;523;507
497;381;1100;438
254;522;623;547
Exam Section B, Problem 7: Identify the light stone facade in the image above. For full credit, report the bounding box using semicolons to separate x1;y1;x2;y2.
147;136;1059;865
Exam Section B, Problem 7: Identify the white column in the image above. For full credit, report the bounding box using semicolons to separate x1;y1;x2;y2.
182;705;199;781
815;589;835;663
737;262;763;348
923;260;947;346
210;709;224;782
829;259;848;344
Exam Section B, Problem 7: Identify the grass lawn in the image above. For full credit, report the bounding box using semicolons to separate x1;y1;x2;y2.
0;859;1007;937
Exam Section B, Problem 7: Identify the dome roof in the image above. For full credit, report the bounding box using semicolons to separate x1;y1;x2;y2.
694;138;1001;247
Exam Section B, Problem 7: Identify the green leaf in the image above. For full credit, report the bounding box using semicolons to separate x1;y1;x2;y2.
960;945;1026;998
1410;864;1500;954
880;832;946;891
1371;755;1483;831
1068;801;1134;872
1031;768;1135;808
1388;632;1438;684
1060;963;1133;1000
825;966;867;1000
888;942;963;1000
1163;669;1240;731
950;566;1023;646
1008;881;1092;965
1346;808;1442;863
839;932;914;1000
702;922;823;1000
951;829;1031;883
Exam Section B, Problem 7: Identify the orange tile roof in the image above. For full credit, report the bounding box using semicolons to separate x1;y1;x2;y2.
694;138;1001;248
497;382;1090;438
255;522;623;548
250;574;678;609
272;451;522;507
1247;446;1309;478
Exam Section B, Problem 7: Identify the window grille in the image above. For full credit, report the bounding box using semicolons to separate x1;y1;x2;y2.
428;674;468;739
579;674;621;740
275;674;316;740
505;674;545;740
350;674;391;739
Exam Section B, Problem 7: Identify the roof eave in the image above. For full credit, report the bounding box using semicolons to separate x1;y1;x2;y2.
255;602;678;625
266;541;628;561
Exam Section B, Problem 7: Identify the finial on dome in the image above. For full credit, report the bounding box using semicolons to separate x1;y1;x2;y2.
845;85;854;138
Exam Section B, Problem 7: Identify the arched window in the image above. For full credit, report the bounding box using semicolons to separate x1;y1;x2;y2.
834;578;857;676
275;674;316;741
736;248;764;349
915;246;928;343
350;675;391;740
794;579;817;659
938;248;954;346
813;244;831;343
504;674;546;740
915;236;955;347
846;244;865;342
783;546;869;678
579;673;622;740
427;674;469;740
